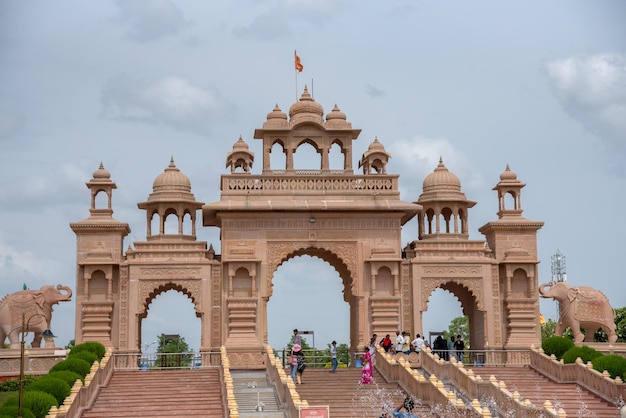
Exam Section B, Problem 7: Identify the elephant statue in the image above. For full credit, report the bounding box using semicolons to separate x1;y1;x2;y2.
0;284;72;349
539;282;617;343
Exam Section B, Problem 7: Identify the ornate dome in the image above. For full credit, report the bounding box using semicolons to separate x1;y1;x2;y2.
288;85;324;125
263;104;289;128
499;164;517;181
326;104;346;121
92;162;111;180
267;104;288;121
152;157;191;192
422;157;461;193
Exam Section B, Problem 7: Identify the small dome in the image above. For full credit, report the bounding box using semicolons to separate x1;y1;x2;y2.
289;85;324;124
231;135;251;152
153;157;191;192
267;104;288;121
499;164;517;181
422;157;461;192
367;137;386;152
326;104;346;121
92;162;111;180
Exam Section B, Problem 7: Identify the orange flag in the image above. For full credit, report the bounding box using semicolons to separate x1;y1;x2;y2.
294;50;303;72
539;313;546;325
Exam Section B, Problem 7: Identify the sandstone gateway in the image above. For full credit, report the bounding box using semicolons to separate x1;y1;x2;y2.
70;88;543;367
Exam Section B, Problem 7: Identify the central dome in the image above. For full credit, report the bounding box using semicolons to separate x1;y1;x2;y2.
153;157;191;192
422;157;461;192
288;86;324;125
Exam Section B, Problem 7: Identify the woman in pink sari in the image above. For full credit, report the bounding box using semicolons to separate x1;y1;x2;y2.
360;345;373;384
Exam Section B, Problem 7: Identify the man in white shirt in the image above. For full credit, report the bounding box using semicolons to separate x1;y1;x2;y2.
395;330;404;353
411;333;424;353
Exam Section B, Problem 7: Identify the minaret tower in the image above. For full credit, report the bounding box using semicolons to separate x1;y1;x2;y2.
70;163;130;346
479;165;544;349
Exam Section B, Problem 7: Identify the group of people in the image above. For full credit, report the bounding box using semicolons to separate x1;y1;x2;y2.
290;327;465;388
432;334;465;362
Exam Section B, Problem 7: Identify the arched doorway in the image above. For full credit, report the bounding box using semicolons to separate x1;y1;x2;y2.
267;255;349;351
140;289;201;352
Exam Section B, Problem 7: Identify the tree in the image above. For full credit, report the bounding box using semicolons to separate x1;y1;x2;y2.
541;319;557;341
445;316;469;347
614;307;626;342
155;334;192;368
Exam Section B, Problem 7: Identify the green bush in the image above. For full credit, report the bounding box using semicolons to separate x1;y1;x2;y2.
49;357;91;377
0;375;39;392
68;350;98;366
3;390;58;418
542;336;574;359
592;354;626;379
69;342;106;360
47;370;83;387
0;405;36;418
25;377;70;405
561;345;603;364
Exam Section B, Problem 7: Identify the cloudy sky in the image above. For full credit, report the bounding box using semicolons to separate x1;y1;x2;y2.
1;1;625;352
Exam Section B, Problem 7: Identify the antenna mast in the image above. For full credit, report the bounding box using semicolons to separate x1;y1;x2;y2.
550;249;567;319
551;249;567;284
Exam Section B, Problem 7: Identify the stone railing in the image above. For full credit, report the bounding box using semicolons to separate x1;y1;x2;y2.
375;348;486;417
46;347;114;418
221;346;239;418
413;347;562;417
221;173;399;194
529;345;626;404
265;346;302;418
0;348;67;378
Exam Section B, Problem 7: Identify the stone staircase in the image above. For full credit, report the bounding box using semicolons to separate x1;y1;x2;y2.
80;369;226;417
293;368;434;417
467;366;620;417
230;370;285;418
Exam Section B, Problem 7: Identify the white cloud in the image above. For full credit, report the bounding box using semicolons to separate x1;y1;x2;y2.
113;0;191;42
0;234;63;279
546;54;626;162
101;75;236;135
387;136;485;197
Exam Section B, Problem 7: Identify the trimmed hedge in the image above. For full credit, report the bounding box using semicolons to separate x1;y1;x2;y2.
25;377;70;405
68;350;98;366
0;405;36;418
49;357;92;377
47;370;83;387
69;342;106;360
592;354;626;379
542;336;574;360
3;390;58;418
561;345;603;364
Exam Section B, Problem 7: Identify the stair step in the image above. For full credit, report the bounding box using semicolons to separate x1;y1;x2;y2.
467;366;620;417
80;369;226;418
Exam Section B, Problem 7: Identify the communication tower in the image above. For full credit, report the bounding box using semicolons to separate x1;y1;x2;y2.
550;250;567;319
551;250;567;283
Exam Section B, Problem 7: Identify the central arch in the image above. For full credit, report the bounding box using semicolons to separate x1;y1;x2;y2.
266;246;356;348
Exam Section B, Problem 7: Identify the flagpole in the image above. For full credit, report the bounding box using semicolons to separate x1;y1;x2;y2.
294;50;299;101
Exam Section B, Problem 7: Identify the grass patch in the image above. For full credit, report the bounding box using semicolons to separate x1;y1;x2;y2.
0;391;16;404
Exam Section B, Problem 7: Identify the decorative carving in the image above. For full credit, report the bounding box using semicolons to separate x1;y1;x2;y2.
266;241;357;295
119;267;129;349
140;268;202;279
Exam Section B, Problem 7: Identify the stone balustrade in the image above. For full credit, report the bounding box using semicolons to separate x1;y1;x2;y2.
221;173;399;195
264;345;302;418
46;347;114;418
529;345;626;405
